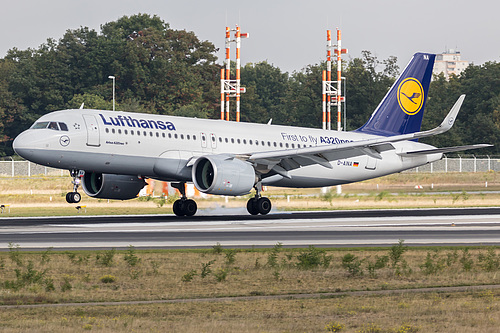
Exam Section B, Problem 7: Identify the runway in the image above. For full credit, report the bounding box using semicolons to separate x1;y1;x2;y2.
1;207;500;249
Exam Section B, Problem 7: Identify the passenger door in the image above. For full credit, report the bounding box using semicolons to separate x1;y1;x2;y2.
83;114;100;147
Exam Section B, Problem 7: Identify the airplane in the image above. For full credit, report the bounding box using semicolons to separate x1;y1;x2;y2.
13;52;491;216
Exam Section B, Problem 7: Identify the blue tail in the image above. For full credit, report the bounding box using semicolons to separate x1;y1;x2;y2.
355;52;435;136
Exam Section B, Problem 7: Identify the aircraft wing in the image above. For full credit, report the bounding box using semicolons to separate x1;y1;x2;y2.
245;95;491;177
397;144;493;156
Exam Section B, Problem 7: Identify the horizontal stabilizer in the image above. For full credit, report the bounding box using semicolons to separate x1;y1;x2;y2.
398;144;493;156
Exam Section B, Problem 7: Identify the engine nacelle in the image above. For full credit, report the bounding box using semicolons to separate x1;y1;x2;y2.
192;156;256;196
81;172;146;200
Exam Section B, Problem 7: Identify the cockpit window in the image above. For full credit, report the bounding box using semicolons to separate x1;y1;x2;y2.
31;122;49;129
48;122;59;130
31;121;68;131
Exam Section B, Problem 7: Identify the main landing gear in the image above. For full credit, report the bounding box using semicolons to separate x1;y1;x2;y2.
246;182;272;215
66;169;83;204
171;182;197;217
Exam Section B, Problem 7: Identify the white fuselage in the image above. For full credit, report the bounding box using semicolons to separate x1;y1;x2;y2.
13;109;441;190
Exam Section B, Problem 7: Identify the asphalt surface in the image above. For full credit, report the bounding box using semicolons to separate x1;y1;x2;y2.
1;207;500;249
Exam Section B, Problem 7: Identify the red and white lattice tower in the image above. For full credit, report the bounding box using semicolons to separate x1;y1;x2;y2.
221;25;248;121
322;28;347;130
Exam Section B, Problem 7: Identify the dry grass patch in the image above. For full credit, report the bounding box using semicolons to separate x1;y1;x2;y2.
0;291;499;332
1;243;500;331
1;244;500;305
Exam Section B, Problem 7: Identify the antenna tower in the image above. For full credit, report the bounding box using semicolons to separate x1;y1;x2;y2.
322;28;347;130
220;25;249;121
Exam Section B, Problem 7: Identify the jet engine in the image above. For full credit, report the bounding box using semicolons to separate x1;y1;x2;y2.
81;172;146;200
192;156;256;196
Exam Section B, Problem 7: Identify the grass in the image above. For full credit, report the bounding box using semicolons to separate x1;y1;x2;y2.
0;172;500;217
0;291;499;332
0;244;499;331
1;174;500;331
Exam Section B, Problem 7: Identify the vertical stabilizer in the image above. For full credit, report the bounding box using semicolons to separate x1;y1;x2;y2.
356;53;435;136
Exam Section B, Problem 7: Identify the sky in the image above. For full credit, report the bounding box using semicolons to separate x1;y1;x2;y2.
1;0;499;73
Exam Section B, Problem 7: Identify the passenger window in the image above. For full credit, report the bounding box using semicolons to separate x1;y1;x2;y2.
231;138;235;144
168;133;172;138
105;128;109;133
181;134;184;140
193;135;196;140
175;134;178;139
219;137;222;143
187;134;190;140
124;130;128;135
162;133;165;138
243;139;247;144
225;138;228;143
118;129;122;134
156;132;159;137
112;129;115;134
143;131;147;136
273;142;277;147
237;139;241;144
59;123;68;131
249;140;253;145
285;143;289;148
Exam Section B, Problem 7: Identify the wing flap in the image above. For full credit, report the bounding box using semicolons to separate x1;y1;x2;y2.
398;144;493;156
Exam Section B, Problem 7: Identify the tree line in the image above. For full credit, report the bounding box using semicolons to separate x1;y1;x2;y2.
0;14;498;156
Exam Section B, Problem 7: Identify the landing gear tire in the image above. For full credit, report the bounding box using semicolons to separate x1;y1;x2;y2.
256;197;271;215
173;199;198;217
246;197;271;215
184;199;197;216
66;169;83;204
246;198;259;215
66;192;81;204
173;199;185;216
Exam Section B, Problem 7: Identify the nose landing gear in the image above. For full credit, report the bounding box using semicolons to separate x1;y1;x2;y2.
246;182;272;215
66;170;83;204
171;182;197;217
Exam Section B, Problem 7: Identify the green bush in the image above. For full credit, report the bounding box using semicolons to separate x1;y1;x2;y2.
420;251;445;275
460;248;474;272
478;247;500;272
96;248;116;267
123;245;141;267
325;321;345;332
201;260;215;278
296;246;331;269
214;268;228;282
181;270;197;282
100;275;117;283
267;242;283;268
8;242;23;266
224;249;237;265
341;253;363;277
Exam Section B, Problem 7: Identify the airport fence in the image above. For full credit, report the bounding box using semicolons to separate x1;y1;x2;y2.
0;156;499;177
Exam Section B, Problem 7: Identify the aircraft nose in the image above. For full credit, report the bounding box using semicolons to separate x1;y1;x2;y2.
13;131;34;159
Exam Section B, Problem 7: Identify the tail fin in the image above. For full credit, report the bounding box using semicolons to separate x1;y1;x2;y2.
356;52;435;136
